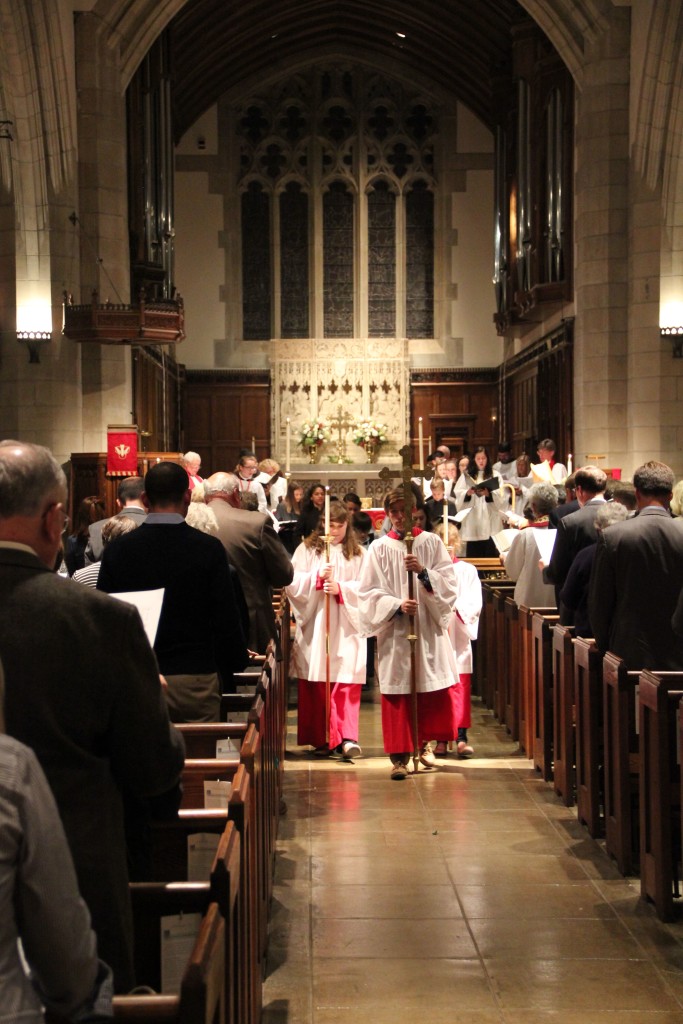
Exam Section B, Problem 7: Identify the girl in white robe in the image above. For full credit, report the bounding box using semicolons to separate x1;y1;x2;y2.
287;500;366;759
437;524;482;757
454;446;509;557
356;489;460;779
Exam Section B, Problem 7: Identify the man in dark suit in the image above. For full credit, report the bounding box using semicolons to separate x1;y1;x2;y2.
204;471;294;653
0;440;184;992
549;473;579;526
84;475;147;564
542;465;607;609
589;461;683;669
98;461;248;719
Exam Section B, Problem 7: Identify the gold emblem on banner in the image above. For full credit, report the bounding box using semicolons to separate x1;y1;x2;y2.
114;443;131;459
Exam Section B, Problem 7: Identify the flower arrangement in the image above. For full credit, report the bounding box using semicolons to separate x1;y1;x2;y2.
352;419;389;447
299;419;330;448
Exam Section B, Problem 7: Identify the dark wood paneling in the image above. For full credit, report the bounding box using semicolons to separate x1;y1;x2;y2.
410;371;499;461
183;371;270;475
132;346;182;453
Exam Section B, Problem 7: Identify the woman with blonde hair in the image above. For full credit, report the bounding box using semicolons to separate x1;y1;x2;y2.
287;500;367;759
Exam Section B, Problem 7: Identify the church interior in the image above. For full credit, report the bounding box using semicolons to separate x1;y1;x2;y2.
3;0;683;1020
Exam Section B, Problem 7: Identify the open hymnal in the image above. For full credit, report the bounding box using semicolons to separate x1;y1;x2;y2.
531;528;557;564
464;475;500;492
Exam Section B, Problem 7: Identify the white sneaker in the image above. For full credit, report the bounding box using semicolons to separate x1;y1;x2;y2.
419;742;436;768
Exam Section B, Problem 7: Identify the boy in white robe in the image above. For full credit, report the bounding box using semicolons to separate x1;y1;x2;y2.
357;489;459;780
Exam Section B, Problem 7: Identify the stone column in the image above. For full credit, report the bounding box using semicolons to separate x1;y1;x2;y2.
572;7;631;472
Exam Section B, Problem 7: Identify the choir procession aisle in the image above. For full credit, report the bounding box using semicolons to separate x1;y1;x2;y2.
263;698;683;1024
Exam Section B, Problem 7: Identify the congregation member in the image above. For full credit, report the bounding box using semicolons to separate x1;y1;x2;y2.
180;450;203;490
204;471;294;653
357;487;459;780
85;474;147;564
560;501;628;637
454;446;508;556
352;510;375;548
671;478;683;517
0;662;113;1021
0;440;184;991
98;461;248;720
64;494;105;575
439;523;482;758
501;482;558;609
287;500;366;759
535;438;568;482
609;479;638;514
235;452;268;512
550;473;578;525
589;461;683;669
73;514;139;587
541;464;607;609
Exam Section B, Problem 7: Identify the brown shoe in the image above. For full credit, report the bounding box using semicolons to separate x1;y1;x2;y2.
390;754;410;780
457;741;474;758
434;741;448;756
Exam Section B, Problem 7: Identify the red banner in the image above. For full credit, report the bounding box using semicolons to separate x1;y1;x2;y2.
107;428;138;476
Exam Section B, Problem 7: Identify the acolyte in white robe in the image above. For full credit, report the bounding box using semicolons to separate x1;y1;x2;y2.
448;559;482;675
356;531;459;696
287;543;366;684
454;473;509;542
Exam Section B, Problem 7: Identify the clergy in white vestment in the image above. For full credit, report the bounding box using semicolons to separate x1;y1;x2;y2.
356;489;459;780
500;482;558;610
287;500;366;760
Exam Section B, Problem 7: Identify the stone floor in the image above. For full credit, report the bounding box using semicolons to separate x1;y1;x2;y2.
262;691;683;1023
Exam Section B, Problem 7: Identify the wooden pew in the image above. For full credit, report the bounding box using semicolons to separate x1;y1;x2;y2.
149;767;260;1024
492;583;516;725
125;823;240;1024
573;638;604;837
552;624;576;806
532;610;559;780
177;723;248;760
603;653;641;875
517;606;537;757
113;902;224;1024
639;671;683;920
479;582;497;710
503;596;520;741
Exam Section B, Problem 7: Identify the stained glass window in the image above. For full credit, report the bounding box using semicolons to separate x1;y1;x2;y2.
280;182;309;338
241;182;271;340
323;182;354;338
405;181;434;338
368;180;396;337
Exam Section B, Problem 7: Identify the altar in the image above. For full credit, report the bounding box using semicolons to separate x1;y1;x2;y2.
288;460;401;504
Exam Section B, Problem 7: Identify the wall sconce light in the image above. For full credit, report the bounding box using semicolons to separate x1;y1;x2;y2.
17;329;52;363
490;406;498;423
660;326;683;358
16;291;53;363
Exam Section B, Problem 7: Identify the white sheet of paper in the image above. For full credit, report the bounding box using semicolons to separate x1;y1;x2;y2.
532;529;557;564
454;507;472;524
203;779;232;809
187;833;220;881
226;710;249;723
216;737;240;758
110;588;164;646
161;912;202;993
491;529;519;554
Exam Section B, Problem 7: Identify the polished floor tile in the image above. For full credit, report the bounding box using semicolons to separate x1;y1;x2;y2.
262;697;683;1022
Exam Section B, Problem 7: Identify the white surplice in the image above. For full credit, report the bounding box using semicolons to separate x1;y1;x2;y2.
454;473;509;542
287;543;366;684
357;531;459;695
448;559;482;674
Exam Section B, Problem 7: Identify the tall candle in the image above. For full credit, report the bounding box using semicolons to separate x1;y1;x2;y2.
567;453;573;476
443;501;449;546
418;417;424;471
251;435;256;455
324;485;330;535
428;436;432;456
285;418;291;473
